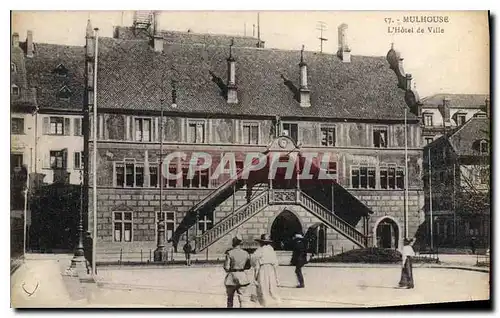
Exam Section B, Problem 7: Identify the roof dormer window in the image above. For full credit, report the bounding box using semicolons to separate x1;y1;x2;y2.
11;84;20;96
453;112;467;126
57;85;72;101
53;63;68;77
11;63;17;73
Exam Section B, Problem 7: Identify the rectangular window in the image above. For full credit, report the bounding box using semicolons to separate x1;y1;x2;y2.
115;162;145;187
352;166;375;189
135;165;144;187
282;123;298;143
113;211;133;242
11;118;24;135
73;151;84;169
116;163;125;187
456;114;466;126
50;117;65;135
50;150;66;169
424;114;433;126
157;211;175;241
320;126;336;147
150;165;158;187
167;165;178;188
188;121;206;143
11;154;23;170
198;212;214;234
396;169;405;189
242;123;259;145
181;166;210;188
134;118;151;142
380;166;405;189
479;168;489;185
125;163;134;187
425;137;433;145
373;128;388;148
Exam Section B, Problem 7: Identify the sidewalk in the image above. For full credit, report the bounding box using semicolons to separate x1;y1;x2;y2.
11;257;87;308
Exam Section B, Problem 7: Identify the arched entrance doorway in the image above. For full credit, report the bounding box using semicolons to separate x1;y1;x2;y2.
375;218;399;249
270;210;303;251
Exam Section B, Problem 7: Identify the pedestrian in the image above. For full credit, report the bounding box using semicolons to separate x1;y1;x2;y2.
291;233;307;288
252;234;281;307
224;234;252;308
398;238;415;289
470;236;476;254
183;240;192;266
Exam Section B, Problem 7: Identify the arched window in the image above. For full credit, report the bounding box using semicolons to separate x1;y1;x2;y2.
10;63;17;73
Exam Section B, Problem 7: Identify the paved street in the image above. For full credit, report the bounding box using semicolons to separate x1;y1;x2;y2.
91;265;489;308
11;255;489;308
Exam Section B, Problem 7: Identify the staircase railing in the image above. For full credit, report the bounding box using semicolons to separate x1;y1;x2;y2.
297;191;367;247
195;190;269;252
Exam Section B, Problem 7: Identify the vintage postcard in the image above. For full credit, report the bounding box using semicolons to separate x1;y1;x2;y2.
10;10;490;308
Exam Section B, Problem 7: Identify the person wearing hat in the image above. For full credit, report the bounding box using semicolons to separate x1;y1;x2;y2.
399;238;416;289
224;234;252;308
251;234;281;307
291;233;307;288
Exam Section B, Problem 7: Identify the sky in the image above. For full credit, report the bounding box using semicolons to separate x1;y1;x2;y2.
11;10;490;98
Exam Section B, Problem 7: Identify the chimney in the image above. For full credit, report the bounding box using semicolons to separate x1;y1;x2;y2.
337;23;351;63
86;20;94;59
405;73;412;91
26;30;34;57
12;33;19;47
299;45;311;108
152;12;163;52
439;98;451;126
226;39;238;104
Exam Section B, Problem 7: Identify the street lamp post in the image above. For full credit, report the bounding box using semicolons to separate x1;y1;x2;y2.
70;170;86;271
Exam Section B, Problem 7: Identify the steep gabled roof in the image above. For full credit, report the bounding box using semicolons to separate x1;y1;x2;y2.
24;43;85;112
448;116;490;156
421;93;489;109
96;37;415;121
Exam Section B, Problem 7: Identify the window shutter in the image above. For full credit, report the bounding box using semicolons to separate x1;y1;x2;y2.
64;118;71;136
43;152;50;169
74;118;82;136
62;149;68;169
43;117;50;135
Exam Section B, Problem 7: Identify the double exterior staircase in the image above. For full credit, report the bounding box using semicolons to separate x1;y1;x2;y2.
296;191;367;247
195;190;269;252
194;188;367;252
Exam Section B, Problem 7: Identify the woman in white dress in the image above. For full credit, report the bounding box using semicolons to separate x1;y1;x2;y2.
399;238;416;289
252;234;281;307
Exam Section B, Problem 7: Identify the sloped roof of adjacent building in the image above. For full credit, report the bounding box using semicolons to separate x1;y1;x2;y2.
421;93;489;108
11;43;36;108
21;33;416;121
24;43;85;112
95;37;415;121
447;115;490;156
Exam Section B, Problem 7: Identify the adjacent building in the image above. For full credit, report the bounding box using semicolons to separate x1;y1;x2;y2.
420;93;490;146
423;111;490;248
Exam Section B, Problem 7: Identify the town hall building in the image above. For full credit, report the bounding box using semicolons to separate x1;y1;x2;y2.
19;13;426;262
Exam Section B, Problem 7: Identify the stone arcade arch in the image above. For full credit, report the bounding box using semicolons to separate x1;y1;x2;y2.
374;217;400;249
270;209;303;251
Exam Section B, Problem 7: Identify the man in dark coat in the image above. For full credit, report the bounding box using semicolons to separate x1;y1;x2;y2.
290;233;307;288
183;240;192;266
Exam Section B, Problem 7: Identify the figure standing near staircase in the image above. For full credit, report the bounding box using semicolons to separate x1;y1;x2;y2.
183;240;193;266
252;234;281;307
291;233;307;288
224;234;252;308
